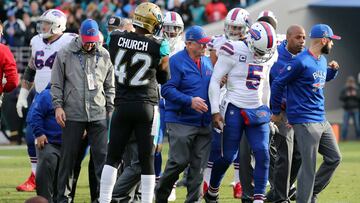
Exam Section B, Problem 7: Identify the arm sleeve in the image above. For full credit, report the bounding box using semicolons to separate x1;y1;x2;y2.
29;95;47;138
159;39;170;58
2;46;19;92
161;57;192;106
50;52;65;109
271;59;303;114
208;54;235;114
326;67;338;82
104;59;115;113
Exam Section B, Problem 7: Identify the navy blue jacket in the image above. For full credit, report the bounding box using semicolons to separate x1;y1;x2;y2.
270;40;297;109
161;48;213;127
271;50;338;124
29;85;62;144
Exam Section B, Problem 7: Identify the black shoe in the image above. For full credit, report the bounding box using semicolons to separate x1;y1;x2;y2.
241;195;253;203
289;187;296;201
204;192;219;203
265;190;281;202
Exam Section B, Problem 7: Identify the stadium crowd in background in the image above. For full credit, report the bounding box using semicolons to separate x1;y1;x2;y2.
0;0;259;49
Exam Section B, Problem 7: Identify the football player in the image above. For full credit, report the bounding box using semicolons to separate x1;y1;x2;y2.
99;3;170;203
206;22;277;203
15;9;74;192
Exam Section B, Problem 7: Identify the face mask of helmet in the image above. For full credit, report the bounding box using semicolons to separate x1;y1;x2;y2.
225;24;247;41
36;20;54;39
163;25;182;48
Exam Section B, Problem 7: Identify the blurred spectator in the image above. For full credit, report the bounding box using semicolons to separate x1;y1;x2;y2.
123;0;137;18
205;0;227;23
189;0;206;26
14;0;29;20
3;9;26;46
172;1;192;28
98;0;116;15
113;0;125;17
22;13;37;46
340;76;360;140
167;0;185;11
29;0;42;21
0;0;7;23
66;13;80;34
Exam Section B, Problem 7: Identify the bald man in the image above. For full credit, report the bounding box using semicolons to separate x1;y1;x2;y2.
267;25;306;203
25;196;48;203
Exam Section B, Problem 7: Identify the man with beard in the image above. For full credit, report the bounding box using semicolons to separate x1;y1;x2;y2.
271;24;342;203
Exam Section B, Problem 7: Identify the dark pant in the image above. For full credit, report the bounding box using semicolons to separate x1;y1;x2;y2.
36;143;61;203
57;120;108;203
156;123;212;203
269;116;301;201
106;103;155;175
112;140;141;203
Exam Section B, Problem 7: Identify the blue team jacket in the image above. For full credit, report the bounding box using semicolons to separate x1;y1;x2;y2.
270;40;297;109
161;48;213;127
28;84;62;145
271;50;338;124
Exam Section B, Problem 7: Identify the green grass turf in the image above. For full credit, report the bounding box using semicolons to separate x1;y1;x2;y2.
0;141;359;203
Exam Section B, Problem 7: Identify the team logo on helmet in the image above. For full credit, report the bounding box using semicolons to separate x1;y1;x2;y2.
51;10;64;17
249;29;261;40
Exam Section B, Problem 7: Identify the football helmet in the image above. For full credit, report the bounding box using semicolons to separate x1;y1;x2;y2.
247;21;277;63
163;12;184;49
133;2;163;35
36;9;67;39
224;8;250;41
257;10;278;30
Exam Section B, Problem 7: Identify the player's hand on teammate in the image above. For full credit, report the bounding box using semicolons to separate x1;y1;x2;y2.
271;114;282;123
36;135;48;149
212;113;224;132
269;122;279;135
191;97;208;113
55;107;66;128
328;60;339;70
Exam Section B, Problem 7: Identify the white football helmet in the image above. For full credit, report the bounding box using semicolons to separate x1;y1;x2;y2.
163;11;184;49
37;9;67;39
247;21;277;63
257;10;278;30
224;8;250;41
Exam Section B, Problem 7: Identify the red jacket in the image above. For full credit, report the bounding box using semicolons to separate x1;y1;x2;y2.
0;44;19;94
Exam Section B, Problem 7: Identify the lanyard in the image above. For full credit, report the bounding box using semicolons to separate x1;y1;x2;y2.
77;50;100;71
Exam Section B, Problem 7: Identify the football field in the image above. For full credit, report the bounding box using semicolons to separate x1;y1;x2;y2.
0;141;359;203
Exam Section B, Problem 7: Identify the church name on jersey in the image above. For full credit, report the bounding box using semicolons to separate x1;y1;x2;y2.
117;37;149;52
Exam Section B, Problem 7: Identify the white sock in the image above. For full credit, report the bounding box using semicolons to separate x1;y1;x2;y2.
253;200;264;203
233;168;239;183
141;174;155;203
204;162;213;184
99;165;117;203
31;162;37;175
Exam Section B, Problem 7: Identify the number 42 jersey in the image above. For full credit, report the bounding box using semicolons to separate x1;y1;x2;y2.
109;31;170;106
30;33;76;93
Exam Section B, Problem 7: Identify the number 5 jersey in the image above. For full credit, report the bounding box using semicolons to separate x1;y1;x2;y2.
209;40;278;113
30;33;76;93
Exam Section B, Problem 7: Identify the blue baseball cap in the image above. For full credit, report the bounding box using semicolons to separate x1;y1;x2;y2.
80;19;100;43
309;24;341;40
185;25;211;44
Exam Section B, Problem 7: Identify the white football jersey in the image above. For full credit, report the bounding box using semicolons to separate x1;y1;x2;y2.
208;34;228;55
30;33;76;93
209;40;277;114
169;38;185;57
